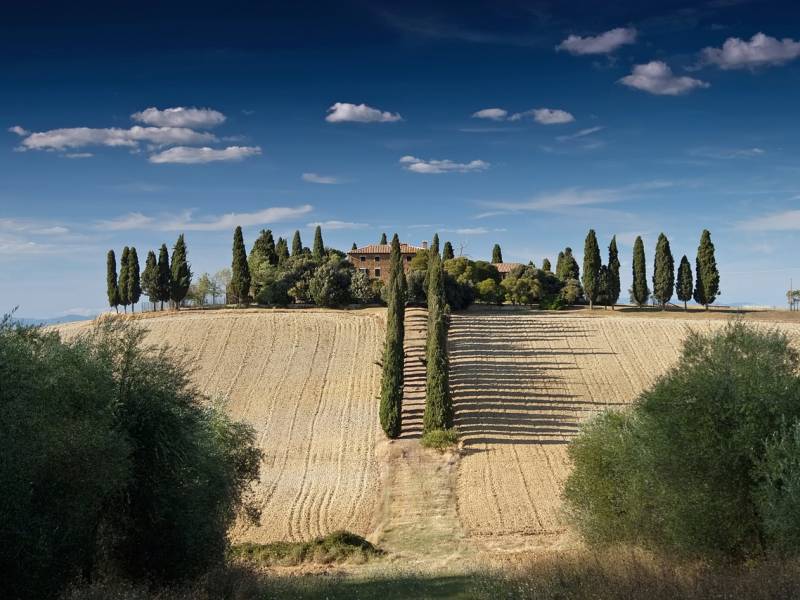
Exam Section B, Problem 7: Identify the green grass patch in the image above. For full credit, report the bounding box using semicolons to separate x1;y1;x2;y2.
421;428;459;451
230;531;382;567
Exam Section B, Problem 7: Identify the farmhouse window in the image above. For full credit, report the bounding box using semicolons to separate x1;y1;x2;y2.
374;256;380;262
359;268;368;274
359;256;366;262
374;268;381;277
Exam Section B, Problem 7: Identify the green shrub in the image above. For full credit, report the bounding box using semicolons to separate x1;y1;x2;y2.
564;321;800;561
539;294;566;310
230;531;381;567
421;428;459;451
309;258;352;307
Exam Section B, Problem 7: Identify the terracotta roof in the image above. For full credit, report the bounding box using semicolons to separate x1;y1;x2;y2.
348;243;424;254
494;262;524;273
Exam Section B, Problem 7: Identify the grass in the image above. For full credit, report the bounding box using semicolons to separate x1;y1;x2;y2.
421;428;459;451
229;530;382;567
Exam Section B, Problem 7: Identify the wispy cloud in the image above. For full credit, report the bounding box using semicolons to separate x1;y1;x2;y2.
148;145;261;164
325;102;402;123
306;220;368;230
98;205;314;232
556;126;604;142
440;227;507;235
619;61;709;95
471;108;508;121
556;27;637;55
302;172;343;184
96;212;156;231
131;106;226;128
700;32;800;70
510;108;574;124
738;210;800;231
399;155;489;174
688;146;766;159
16;126;217;152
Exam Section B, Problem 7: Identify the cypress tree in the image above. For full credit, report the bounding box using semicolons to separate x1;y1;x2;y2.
607;236;621;309
128;247;141;313
492;244;503;264
157;244;171;310
231;226;251;305
652;233;675;310
596;264;610;309
291;230;303;256
252;229;278;266
118;246;130;313
431;233;440;256
632;236;649;307
582;229;601;309
694;229;720;310
555;251;565;279
276;237;290;264
351;242;358;251
141;250;158;311
312;225;325;260
170;234;191;309
557;247;580;281
542;258;552;273
424;250;452;432
379;232;388;245
106;250;120;313
442;241;455;261
380;234;405;438
676;254;693;311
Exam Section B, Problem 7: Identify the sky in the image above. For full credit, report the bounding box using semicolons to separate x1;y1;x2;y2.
2;0;800;317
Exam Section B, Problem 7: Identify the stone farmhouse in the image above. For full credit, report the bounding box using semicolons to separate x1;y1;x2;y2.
494;262;524;280
347;241;426;285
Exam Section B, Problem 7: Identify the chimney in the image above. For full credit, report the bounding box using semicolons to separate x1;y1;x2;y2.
422;241;428;250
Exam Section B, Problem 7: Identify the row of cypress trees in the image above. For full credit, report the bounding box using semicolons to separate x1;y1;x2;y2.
106;235;191;312
630;229;719;310
423;240;453;433
582;231;622;309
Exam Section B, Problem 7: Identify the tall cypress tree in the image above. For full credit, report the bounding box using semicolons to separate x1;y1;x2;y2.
170;234;191;309
423;250;452;432
291;230;303;256
491;244;503;264
380;234;404;438
379;232;388;245
106;250;120;313
157;244;171;310
252;229;278;266
632;236;649;307
557;247;580;281
141;250;158;311
694;229;720;310
276;237;290;264
542;258;552;273
676;255;693;311
555;251;565;279
431;233;440;256
596;264;610;309
118;246;130;313
652;233;675;310
231;226;251;306
128;247;141;313
351;242;358;251
582;229;601;309
312;225;325;261
442;241;455;261
607;236;621;309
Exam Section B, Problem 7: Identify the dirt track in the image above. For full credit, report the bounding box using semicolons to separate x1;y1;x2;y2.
58;309;385;543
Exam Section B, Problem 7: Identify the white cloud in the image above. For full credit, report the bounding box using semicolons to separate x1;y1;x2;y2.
738;210;800;231
302;172;342;184
700;33;800;70
148;145;261;164
325;102;402;123
17;126;217;151
0;219;69;235
31;226;69;235
8;125;28;136
440;227;507;235
64;152;93;159
510;108;575;124
306;220;368;230
471;108;508;121
619;61;709;95
689;146;766;159
556;126;604;142
98;205;313;232
399;155;490;174
131;106;226;128
557;27;637;55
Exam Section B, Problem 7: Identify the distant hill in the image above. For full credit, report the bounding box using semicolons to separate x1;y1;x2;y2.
13;314;93;327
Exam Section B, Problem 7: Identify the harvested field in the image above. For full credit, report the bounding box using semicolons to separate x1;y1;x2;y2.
449;309;800;539
58;309;385;543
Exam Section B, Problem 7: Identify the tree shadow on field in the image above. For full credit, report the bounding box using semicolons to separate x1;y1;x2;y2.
449;313;625;456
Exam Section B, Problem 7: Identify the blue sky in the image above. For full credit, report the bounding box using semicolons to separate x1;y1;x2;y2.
3;0;800;316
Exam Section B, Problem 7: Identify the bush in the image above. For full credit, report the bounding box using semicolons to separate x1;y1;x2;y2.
406;269;427;304
309;258;352;308
564;321;800;561
349;270;376;304
0;318;262;598
476;278;503;304
539;294;567;310
421;428;459;451
230;531;381;567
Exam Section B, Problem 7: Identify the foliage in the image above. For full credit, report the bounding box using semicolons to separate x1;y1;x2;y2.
127;247;141;311
379;232;387;245
431;233;440;255
559;278;583;305
251;229;278;267
0;319;261;598
188;273;213;306
308;258;352;308
424;252;453;433
444;257;500;286
556;247;580;281
694;229;720;309
291;230;303;256
312;225;325;261
106;249;120;311
676;255;693;309
501;267;542;305
631;236;649;307
442;241;454;261
169;234;192;308
141;250;158;309
564;321;800;561
582;229;601;309
231;531;381;567
420;428;459;451
607;236;621;308
213;269;231;304
349;269;377;304
542;257;552;272
379;235;404;438
476;278;503;304
491;243;503;264
157;244;171;310
406;269;427;304
231;226;251;305
408;248;430;273
275;237;290;264
652;233;674;309
540;294;567;310
119;246;130;310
